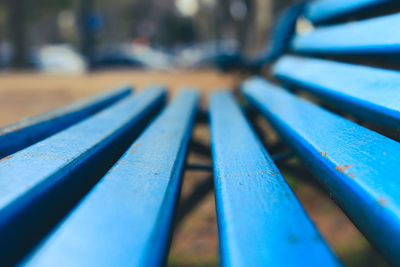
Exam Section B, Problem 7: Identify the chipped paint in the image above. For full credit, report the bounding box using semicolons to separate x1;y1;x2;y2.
0;155;13;162
210;91;339;266
243;77;400;265
334;164;353;173
22;90;198;266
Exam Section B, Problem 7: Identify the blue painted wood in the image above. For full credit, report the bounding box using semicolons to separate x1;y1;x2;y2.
0;87;166;264
246;2;305;70
22;91;199;267
273;55;400;129
292;12;400;55
0;85;132;159
305;0;392;24
242;77;400;265
209;91;339;267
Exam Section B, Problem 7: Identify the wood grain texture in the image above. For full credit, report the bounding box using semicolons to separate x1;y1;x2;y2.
23;90;199;267
209;91;339;267
0;87;166;264
243;77;400;265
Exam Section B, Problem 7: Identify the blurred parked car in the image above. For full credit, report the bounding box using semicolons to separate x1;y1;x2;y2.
175;39;244;71
93;43;172;70
36;44;87;73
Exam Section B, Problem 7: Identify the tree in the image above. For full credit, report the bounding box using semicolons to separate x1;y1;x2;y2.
7;0;28;68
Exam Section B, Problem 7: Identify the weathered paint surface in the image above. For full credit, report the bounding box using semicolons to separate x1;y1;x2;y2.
305;0;391;24
292;12;400;54
273;55;400;129
23;91;199;267
0;85;132;159
242;77;400;265
0;87;166;262
209;91;340;267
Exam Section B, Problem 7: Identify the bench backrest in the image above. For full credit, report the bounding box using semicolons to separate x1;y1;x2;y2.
242;0;400;265
304;0;399;25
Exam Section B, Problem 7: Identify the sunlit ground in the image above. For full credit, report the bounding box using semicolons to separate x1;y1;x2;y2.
0;69;389;266
0;69;238;127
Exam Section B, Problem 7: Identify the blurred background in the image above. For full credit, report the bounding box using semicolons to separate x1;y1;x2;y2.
0;0;391;266
0;0;297;72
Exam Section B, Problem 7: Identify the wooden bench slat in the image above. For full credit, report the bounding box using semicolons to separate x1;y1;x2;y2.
273;55;400;129
209;91;339;266
305;0;392;24
242;77;400;265
247;2;305;68
22;91;199;267
0;87;166;264
292;12;400;55
0;85;132;159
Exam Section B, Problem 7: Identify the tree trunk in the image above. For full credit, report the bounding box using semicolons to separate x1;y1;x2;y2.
79;0;95;70
8;0;28;69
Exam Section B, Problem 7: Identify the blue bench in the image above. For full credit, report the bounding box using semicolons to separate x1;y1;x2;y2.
0;87;167;265
304;0;399;25
2;0;400;265
209;92;338;266
243;78;400;264
273;55;400;129
21;91;199;266
292;11;400;56
240;0;400;265
0;85;132;158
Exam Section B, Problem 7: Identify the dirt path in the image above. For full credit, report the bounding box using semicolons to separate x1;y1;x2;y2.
0;69;239;127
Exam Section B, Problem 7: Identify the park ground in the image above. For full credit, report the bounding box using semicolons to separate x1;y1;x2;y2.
0;69;388;266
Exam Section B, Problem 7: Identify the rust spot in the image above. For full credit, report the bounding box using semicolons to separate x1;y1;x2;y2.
348;172;355;179
320;152;328;157
222;174;228;178
335;164;353;173
0;155;13;162
129;143;141;154
378;198;386;207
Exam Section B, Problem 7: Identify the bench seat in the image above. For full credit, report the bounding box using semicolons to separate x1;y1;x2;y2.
0;87;166;265
22;91;199;266
242;77;400;264
210;91;339;266
0;85;131;158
